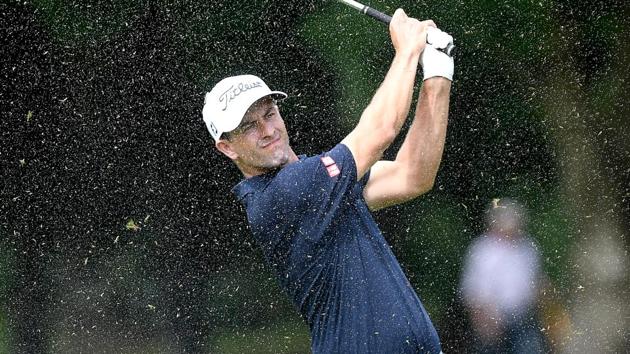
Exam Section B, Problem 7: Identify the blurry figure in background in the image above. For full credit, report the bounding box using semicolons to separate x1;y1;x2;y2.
460;198;547;353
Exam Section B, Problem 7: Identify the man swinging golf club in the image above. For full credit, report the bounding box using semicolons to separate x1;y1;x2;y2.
203;9;453;353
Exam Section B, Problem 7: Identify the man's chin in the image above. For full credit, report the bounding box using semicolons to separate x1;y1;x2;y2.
266;152;290;169
269;158;288;169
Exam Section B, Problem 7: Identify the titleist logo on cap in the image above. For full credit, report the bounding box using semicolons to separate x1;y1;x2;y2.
219;81;263;111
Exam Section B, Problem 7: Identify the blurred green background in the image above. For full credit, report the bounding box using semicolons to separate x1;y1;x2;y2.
1;0;628;352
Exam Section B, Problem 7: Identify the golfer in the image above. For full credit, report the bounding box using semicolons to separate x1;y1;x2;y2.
203;9;453;353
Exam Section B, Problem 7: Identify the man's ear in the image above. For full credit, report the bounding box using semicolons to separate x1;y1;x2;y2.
216;140;238;160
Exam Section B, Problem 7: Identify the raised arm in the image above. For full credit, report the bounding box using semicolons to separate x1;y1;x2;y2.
363;29;454;211
341;9;435;180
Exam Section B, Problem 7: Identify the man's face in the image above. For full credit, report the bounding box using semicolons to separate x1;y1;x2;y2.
218;97;293;175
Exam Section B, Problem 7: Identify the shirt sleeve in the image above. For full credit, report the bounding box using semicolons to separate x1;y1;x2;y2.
316;143;360;192
268;143;366;215
305;143;363;201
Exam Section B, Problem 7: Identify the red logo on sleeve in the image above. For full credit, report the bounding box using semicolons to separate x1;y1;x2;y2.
321;156;340;177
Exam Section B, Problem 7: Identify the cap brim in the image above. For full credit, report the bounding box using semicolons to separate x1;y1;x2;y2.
223;91;288;134
268;91;288;101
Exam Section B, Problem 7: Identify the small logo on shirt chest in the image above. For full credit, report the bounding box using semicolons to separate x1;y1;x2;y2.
321;156;340;177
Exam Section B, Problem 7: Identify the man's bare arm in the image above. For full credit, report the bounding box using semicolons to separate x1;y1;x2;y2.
341;9;435;181
363;77;451;211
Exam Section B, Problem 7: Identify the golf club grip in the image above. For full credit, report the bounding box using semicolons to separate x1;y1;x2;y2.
365;6;456;57
443;43;456;56
364;7;392;24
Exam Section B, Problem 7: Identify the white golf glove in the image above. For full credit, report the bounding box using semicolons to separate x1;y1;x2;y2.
421;27;454;81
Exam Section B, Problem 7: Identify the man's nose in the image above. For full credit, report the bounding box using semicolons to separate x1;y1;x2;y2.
258;119;275;137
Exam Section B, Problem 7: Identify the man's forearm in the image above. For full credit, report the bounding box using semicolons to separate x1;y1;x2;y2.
361;51;420;144
343;51;421;179
395;77;451;190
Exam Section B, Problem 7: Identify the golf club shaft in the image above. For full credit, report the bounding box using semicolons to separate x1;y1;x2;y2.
337;0;456;57
341;0;392;23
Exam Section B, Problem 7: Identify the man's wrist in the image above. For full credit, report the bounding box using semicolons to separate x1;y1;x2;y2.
394;49;421;62
421;27;455;81
393;51;421;73
422;77;452;95
421;45;454;81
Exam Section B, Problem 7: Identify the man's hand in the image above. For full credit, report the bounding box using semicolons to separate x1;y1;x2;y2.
422;27;455;81
389;9;435;57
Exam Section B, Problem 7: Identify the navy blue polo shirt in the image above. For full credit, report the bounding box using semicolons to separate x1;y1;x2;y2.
233;143;441;354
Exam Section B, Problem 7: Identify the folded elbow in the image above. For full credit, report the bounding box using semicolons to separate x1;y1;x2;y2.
410;175;436;198
420;178;436;195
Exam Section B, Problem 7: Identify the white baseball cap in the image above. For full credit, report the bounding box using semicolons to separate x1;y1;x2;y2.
202;74;287;142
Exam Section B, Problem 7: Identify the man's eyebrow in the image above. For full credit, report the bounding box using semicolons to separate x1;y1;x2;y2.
240;102;274;126
240;117;256;126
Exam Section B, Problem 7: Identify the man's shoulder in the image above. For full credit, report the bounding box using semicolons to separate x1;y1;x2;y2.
267;157;322;194
235;158;316;202
234;143;356;202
